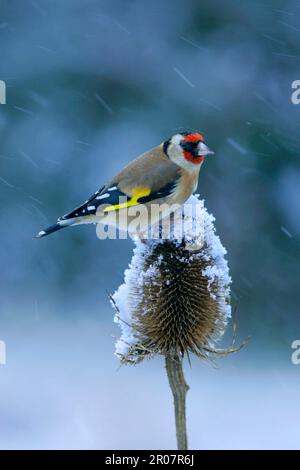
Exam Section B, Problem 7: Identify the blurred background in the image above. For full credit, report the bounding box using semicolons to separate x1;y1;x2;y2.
0;0;300;449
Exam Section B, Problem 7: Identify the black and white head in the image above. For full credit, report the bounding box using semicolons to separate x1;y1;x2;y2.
163;131;214;170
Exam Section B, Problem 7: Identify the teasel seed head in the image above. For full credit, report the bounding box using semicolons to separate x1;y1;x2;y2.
111;195;233;364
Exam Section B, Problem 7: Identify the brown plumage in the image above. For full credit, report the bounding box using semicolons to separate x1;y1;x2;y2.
34;131;213;238
108;145;180;196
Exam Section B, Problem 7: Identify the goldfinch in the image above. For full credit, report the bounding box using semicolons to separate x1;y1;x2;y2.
35;131;213;239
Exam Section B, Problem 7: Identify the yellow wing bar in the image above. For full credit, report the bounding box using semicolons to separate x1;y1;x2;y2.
103;187;151;213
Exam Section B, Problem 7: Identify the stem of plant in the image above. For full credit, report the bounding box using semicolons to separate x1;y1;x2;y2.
165;352;189;450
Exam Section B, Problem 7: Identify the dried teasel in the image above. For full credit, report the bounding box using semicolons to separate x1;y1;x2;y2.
112;195;235;364
110;195;245;450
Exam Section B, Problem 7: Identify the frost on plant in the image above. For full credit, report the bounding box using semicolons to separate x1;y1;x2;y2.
111;195;233;364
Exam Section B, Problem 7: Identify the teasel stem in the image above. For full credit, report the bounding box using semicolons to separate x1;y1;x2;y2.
165;352;189;450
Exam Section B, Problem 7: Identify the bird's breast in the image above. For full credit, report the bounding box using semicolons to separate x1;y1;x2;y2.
168;170;199;205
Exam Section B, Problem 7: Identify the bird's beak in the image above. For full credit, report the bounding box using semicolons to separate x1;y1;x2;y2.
197;142;214;156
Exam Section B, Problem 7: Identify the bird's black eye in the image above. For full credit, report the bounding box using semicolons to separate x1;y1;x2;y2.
180;140;199;156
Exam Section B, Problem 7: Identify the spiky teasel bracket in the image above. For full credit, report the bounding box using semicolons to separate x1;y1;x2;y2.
111;195;246;363
110;195;247;449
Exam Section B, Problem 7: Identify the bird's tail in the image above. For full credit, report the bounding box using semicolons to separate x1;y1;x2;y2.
34;219;75;239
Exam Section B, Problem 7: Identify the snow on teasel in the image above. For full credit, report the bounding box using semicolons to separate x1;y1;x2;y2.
111;195;232;364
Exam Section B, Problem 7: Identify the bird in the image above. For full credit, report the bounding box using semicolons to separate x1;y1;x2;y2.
34;131;214;239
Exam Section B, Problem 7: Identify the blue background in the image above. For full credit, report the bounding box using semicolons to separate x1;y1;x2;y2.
0;0;299;449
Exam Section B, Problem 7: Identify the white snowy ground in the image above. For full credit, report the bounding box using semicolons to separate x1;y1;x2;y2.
0;315;299;450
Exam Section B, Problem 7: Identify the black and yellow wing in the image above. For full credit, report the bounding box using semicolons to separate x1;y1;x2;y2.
59;178;179;221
